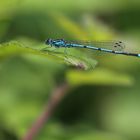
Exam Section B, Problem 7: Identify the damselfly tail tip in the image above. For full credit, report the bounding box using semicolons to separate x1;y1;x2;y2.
138;54;140;57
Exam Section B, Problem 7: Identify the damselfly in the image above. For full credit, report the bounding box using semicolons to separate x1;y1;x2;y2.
45;38;140;57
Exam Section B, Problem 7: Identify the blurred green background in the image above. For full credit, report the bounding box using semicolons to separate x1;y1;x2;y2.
0;0;140;140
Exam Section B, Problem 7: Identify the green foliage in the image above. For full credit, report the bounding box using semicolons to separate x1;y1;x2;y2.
66;68;133;86
0;40;135;140
0;0;140;140
0;41;97;69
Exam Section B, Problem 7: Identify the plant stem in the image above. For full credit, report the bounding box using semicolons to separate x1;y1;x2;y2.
22;82;70;140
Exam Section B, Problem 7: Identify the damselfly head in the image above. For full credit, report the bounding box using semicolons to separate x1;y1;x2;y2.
45;38;53;45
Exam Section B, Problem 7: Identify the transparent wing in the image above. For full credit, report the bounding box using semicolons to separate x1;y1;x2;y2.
65;40;125;51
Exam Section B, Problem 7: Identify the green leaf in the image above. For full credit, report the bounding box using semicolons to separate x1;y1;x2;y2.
35;123;127;140
71;131;127;140
0;41;97;70
52;13;89;40
66;68;134;86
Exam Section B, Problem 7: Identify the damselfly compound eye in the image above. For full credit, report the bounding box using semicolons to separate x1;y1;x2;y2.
45;38;52;45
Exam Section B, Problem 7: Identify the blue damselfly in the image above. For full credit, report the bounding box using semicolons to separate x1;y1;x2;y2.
45;38;140;57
